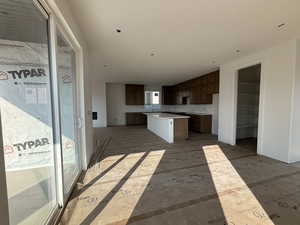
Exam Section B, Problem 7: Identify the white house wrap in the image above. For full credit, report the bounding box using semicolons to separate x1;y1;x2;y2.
0;39;75;171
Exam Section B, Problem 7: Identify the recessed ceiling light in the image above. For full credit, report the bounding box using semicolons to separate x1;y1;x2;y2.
116;29;122;33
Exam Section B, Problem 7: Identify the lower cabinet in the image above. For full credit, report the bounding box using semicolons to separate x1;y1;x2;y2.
126;113;147;126
125;112;212;133
189;114;212;133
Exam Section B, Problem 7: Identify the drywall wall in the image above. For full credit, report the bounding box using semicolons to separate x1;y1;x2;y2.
51;0;93;169
106;83;153;126
219;40;296;163
107;83;126;126
92;80;107;127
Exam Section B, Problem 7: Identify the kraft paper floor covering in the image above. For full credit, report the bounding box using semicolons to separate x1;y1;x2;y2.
60;126;300;225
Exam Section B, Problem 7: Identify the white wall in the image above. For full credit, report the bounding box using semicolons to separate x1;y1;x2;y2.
107;83;126;126
92;80;107;127
106;83;155;126
219;40;297;163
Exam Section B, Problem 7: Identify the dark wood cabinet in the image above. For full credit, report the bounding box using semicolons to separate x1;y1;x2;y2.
125;84;145;105
162;71;219;105
190;87;212;104
162;86;175;105
126;113;147;126
206;71;219;94
190;86;200;104
189;114;212;133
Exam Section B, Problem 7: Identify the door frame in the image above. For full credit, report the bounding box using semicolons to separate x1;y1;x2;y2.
38;0;87;192
55;22;82;201
42;0;88;171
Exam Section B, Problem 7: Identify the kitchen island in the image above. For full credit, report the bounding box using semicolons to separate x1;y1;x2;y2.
144;113;190;143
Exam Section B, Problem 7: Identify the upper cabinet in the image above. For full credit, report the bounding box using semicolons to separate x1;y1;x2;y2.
162;86;175;105
206;71;219;94
125;84;145;105
162;70;219;105
190;87;213;104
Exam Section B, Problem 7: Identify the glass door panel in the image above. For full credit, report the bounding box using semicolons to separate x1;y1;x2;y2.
0;0;57;224
56;29;80;194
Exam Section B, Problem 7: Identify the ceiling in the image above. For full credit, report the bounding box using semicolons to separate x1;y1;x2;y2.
67;0;300;85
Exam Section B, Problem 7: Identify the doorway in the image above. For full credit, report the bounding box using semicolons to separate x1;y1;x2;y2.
236;64;261;152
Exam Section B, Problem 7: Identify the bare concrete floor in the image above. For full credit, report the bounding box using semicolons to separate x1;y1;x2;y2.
60;126;300;225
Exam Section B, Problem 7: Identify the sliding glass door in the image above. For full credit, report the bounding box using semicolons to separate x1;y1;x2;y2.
56;28;81;195
0;1;57;224
0;1;82;224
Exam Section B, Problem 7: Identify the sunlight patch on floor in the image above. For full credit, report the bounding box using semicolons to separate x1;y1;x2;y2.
202;145;275;225
86;150;166;225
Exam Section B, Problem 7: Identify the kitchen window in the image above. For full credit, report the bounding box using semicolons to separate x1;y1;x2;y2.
145;91;160;105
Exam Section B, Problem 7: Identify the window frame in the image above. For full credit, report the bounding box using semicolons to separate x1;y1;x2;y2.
39;0;87;215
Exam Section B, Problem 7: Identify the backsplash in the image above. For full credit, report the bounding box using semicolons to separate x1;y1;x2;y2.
124;94;218;115
123;103;214;114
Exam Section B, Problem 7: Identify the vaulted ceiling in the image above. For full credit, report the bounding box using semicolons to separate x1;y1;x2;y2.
67;0;300;84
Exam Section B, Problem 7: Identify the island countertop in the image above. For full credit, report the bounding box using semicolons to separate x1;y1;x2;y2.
144;113;190;119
